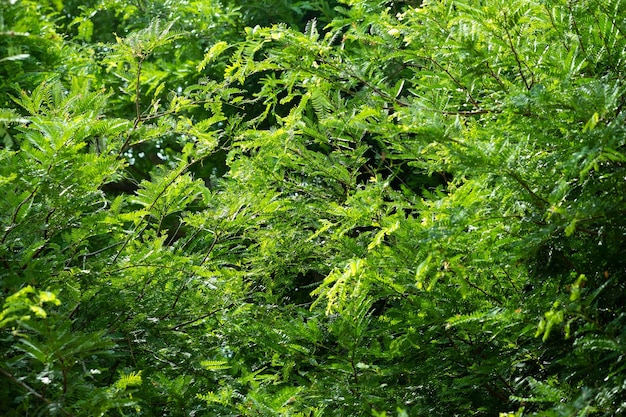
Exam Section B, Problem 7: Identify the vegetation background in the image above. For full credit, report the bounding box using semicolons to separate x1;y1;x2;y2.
1;0;626;415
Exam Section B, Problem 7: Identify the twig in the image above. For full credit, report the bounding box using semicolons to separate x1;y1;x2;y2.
425;57;482;108
168;305;230;331
505;170;549;209
459;273;503;305
1;185;39;244
117;56;145;157
502;14;533;90
0;368;75;417
111;161;193;263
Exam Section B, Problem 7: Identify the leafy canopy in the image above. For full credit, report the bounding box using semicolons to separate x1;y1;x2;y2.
1;0;626;416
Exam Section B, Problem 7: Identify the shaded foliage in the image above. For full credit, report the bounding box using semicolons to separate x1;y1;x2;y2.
1;0;626;416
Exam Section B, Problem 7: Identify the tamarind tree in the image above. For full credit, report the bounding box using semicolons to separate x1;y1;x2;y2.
1;0;626;415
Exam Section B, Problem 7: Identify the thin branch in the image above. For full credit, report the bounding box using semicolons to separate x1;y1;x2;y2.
135;59;142;121
425;57;482;108
200;231;221;267
43;208;56;240
441;108;495;116
111;223;149;263
484;61;508;92
106;263;192;274
500;267;522;295
502;14;533;90
484;382;511;404
1;185;39;244
314;55;409;108
458;273;504;305
544;4;571;52
81;241;125;260
565;2;586;54
159;232;221;319
117;57;145;157
111;161;193;263
127;334;137;367
505;170;549;209
0;368;75;417
168;305;231;331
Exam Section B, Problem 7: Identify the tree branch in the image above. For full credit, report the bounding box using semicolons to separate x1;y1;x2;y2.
0;368;75;417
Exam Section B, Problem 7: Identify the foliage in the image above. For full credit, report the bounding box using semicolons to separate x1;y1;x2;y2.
1;0;626;415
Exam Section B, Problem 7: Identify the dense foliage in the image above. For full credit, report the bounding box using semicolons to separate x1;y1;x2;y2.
2;0;626;415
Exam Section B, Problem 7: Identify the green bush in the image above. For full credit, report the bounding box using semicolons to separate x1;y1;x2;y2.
1;0;626;415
